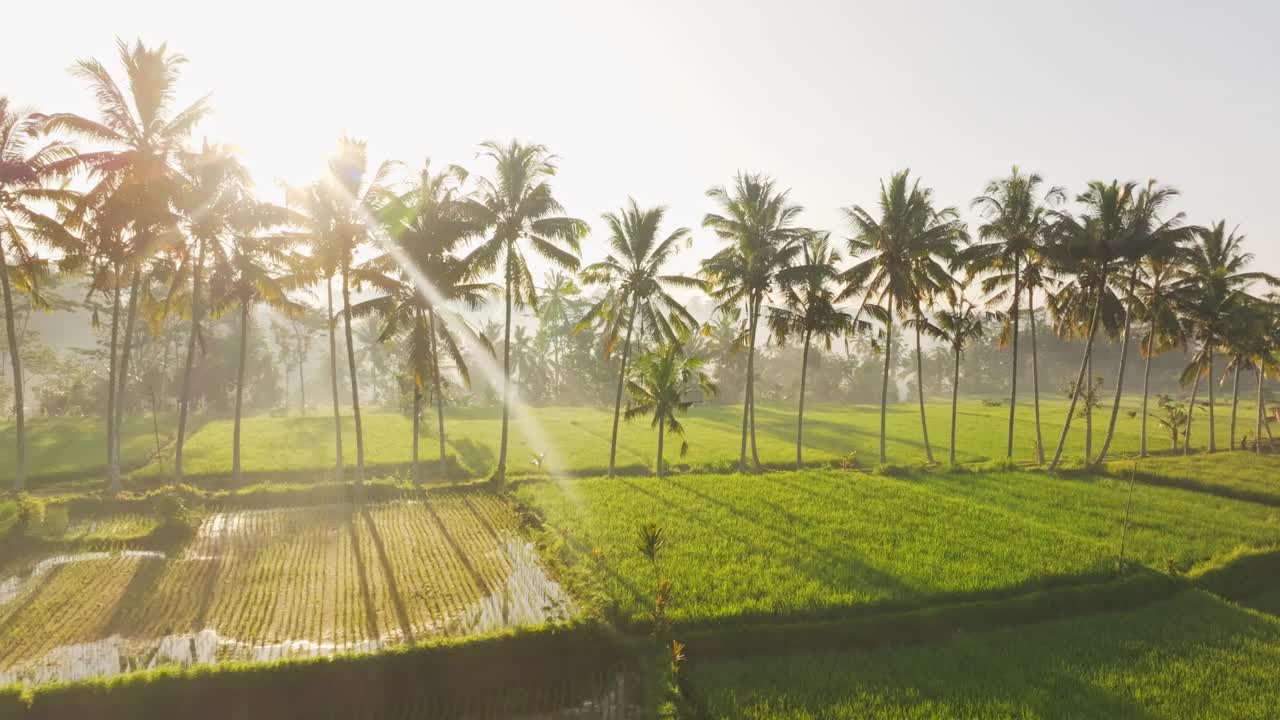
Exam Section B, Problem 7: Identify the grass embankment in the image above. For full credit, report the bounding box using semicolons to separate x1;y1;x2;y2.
686;590;1280;719
516;468;1280;629
8;398;1271;490
0;414;175;487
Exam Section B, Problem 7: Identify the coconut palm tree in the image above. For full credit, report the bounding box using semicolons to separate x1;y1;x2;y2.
963;167;1064;463
43;40;209;491
924;284;988;465
359;160;492;484
1219;300;1271;451
843;170;964;464
464;140;587;484
1172;221;1276;453
700;173;806;472
0;99;79;490
576;199;702;478
1094;181;1194;464
207;203;306;482
767;232;854;468
1131;254;1187;456
624;345;716;478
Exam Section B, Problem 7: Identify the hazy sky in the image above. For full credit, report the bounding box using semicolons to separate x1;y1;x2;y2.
6;0;1280;282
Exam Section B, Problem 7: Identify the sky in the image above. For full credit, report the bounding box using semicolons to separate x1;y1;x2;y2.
6;0;1280;293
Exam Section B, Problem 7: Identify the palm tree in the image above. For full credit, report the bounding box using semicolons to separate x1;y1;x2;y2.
767;232;853;469
0;99;79;490
465;140;587;484
1042;181;1142;470
171;143;251;483
1220;301;1270;451
360;160;492;484
1172;221;1275;453
43;40;209;491
964;167;1064;463
577;200;702;477
700;173;806;471
1094;181;1194;464
207;203;305;482
1131;254;1186;456
843;170;963;464
925;285;988;465
624;345;716;478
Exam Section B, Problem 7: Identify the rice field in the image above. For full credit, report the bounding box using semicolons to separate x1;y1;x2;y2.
515;468;1280;627
0;492;573;685
688;590;1280;719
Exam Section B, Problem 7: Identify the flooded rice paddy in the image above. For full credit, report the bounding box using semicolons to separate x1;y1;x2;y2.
0;496;573;685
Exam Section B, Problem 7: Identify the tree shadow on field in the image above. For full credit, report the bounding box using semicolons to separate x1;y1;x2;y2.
423;502;491;595
104;555;167;636
452;438;495;478
346;516;381;642
360;509;415;644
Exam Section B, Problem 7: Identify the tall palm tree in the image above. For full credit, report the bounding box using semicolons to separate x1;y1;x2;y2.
1043;181;1141;470
699;173;806;472
925;284;988;465
465;140;587;484
843;170;963;464
207;203;305;482
1131;255;1187;456
43;39;209;491
767;232;854;469
964;167;1064;463
1094;181;1194;464
624;345;716;478
171;143;251;483
0;99;79;490
577;199;701;478
360;160;492;484
1172;221;1275;453
1220;300;1270;451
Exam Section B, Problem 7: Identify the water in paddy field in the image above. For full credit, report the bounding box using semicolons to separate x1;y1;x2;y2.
0;503;575;686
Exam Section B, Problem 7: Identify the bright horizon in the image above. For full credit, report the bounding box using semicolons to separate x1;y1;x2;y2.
6;0;1279;283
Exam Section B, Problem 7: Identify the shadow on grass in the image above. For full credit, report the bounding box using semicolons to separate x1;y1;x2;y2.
361;508;415;644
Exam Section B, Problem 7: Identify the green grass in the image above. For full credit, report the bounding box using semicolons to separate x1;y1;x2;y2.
688;590;1280;719
515;468;1280;628
0;414;174;485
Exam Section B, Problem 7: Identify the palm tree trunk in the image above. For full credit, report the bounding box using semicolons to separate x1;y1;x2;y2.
879;296;895;465
326;277;344;481
1184;357;1202;454
739;296;758;472
1257;365;1266;454
797;328;811;469
748;296;762;470
428;307;447;482
340;266;365;485
1229;361;1241;450
412;380;422;487
1085;352;1093;463
232;301;250;482
1139;329;1155;457
1006;260;1021;459
950;345;961;466
497;255;514;484
914;317;934;463
1206;348;1216;453
0;241;26;490
1096;269;1137;464
608;295;640;478
1048;278;1104;471
113;267;142;481
1027;286;1044;464
106;274;122;493
657;418;666;479
175;238;205;485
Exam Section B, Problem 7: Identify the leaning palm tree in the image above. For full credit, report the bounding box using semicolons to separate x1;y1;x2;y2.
577;199;702;478
1094;181;1194;464
207;203;306;482
360;160;492;484
767;232;854;469
624;345;717;478
1171;221;1275;453
43;39;209;491
963;167;1064;463
843;170;963;464
925;284;988;465
464;140;587;484
0;99;79;490
699;173;806;471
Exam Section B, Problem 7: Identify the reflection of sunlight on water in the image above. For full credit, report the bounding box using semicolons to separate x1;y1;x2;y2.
0;550;166;606
0;538;571;686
